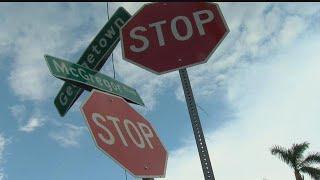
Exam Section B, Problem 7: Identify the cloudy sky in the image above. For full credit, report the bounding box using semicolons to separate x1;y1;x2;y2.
0;2;320;180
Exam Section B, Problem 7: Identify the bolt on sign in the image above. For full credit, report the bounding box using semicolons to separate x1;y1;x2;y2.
54;7;131;117
81;90;167;178
45;55;144;106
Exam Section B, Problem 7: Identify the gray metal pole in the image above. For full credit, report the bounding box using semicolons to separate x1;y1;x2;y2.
179;68;215;180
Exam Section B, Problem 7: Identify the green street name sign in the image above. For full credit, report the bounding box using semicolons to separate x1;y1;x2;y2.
54;7;131;116
45;55;144;106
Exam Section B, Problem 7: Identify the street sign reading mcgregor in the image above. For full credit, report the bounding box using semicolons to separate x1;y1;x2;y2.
54;7;131;117
45;55;144;106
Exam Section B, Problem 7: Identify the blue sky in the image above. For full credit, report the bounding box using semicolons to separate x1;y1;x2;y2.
0;2;320;180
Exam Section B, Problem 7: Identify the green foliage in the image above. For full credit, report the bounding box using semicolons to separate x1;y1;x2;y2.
271;145;295;168
300;166;320;180
270;142;320;180
301;153;320;167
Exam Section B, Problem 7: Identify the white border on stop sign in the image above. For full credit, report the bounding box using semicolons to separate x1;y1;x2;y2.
120;2;230;75
80;89;168;179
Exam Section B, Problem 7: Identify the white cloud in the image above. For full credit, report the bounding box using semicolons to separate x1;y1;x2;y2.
0;134;9;180
165;34;320;180
8;62;53;101
281;3;320;16
1;2;161;111
49;123;86;148
0;172;4;180
172;3;320;104
1;2;319;115
116;2;147;13
0;135;6;163
9;105;26;120
9;105;46;133
19;111;45;133
277;16;305;46
0;3;110;101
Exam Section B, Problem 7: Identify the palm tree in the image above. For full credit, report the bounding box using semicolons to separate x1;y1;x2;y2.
270;142;320;180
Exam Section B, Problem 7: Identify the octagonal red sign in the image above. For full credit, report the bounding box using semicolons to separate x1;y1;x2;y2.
81;90;167;178
121;2;229;74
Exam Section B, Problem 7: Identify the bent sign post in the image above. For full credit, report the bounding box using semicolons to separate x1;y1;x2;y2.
81;90;167;178
45;55;144;106
54;7;131;117
121;2;229;180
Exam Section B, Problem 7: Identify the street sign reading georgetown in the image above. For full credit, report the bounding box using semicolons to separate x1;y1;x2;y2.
81;90;167;178
54;7;131;117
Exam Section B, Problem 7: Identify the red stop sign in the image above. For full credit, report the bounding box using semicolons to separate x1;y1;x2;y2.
121;2;229;74
81;90;167;178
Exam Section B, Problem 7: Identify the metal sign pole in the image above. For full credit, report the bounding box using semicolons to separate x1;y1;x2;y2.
179;68;215;180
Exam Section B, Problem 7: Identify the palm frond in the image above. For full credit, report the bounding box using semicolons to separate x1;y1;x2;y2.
300;166;320;180
271;145;295;168
292;142;310;163
301;152;320;167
